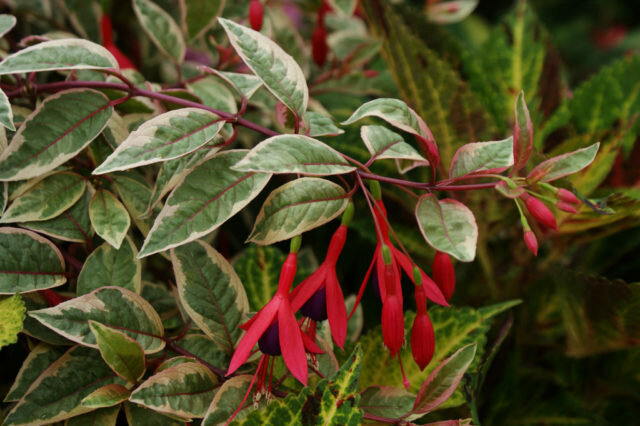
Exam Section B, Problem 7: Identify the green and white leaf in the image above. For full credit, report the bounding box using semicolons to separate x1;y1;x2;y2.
361;125;426;162
20;294;74;346
427;0;478;24
89;189;131;249
5;343;67;402
449;137;514;179
133;0;186;62
0;227;66;294
129;362;218;418
233;244;285;311
0;89;113;181
0;87;15;131
0;293;25;349
112;171;158;236
218;18;308;117
0;38;118;75
358;386;415;419
176;332;229;367
4;346;127;425
187;77;237;114
93;108;225;174
303;111;344;137
416;195;477;262
342;98;431;138
528;142;600;183
215;70;263;99
124;401;185;426
248;177;349;245
0;172;85;223
0;14;17;38
232;134;355;176
82;384;131;408
327;0;358;17
139;150;271;257
67;406;121;426
77;238;142;295
203;375;252;425
89;321;146;383
30;286;164;353
172;240;249;354
180;0;225;40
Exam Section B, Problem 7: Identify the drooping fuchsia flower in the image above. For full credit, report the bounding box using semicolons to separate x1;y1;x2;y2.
289;203;353;349
432;251;455;301
227;236;320;386
411;269;435;371
100;14;136;70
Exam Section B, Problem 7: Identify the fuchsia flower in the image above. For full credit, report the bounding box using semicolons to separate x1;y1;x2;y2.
523;229;538;256
432;251;455;301
557;188;580;205
411;280;435;371
248;0;264;32
521;193;557;230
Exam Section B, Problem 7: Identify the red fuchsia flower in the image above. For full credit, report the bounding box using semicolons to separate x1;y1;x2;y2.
411;273;435;371
557;188;580;205
521;193;557;230
523;229;538;256
556;200;578;214
100;14;136;70
248;0;264;32
432;251;455;301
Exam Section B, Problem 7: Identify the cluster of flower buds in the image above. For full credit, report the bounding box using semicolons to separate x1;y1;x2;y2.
312;1;331;67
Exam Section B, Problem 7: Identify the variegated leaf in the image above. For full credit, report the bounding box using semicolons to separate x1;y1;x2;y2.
133;0;186;62
129;362;218;418
93;108;225;174
0;87;15;131
176;332;229;367
89;190;131;249
426;0;478;24
0;181;7;214
361;125;426;163
180;0;225;40
449;137;514;179
214;70;263;99
0;293;25;349
89;321;146;383
342;98;431;138
203;375;252;425
0;14;17;38
67;406;121;426
3;346;127;426
77;238;141;295
0;89;113;181
5;343;67;402
124;401;185;426
528;142;600;183
30;286;164;353
233;244;285;310
232;134;355;176
112;171;158;236
248;178;349;245
20;294;74;346
415;194;478;262
304;111;344;137
358;386;415;419
172;240;249;354
0;39;118;75
81;384;131;408
187;77;237;114
0;227;66;294
219;18;309;117
327;0;358;17
0;172;85;223
139;151;271;258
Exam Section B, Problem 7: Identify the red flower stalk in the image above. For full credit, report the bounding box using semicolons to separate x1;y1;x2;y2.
523;229;538;256
432;251;455;301
40;289;68;307
557;188;580;205
248;0;264;32
521;193;557;230
411;282;435;370
100;14;136;70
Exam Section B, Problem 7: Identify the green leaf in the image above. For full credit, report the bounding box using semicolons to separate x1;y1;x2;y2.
64;0;102;43
232;388;313;426
360;125;426;163
66;405;121;426
176;332;229;367
233;244;285;311
155;356;198;372
139;150;271;257
133;0;186;62
0;293;25;349
203;375;252;425
513;91;533;173
30;286;165;353
0;87;15;131
129;362;218;418
0;89;113;181
77;238;142;295
426;0;478;24
415;194;478;262
89;189;131;249
0;171;85;223
449;137;514;179
248;177;349;245
89;320;146;383
187;77;237;114
0;39;118;75
216;70;263;99
112;171;158;236
304;111;344;137
411;344;477;415
124;401;185;426
218;18;309;117
4;346;127;425
93;108;225;174
327;0;358;17
171;240;249;353
358;386;415;419
342;98;430;138
232;134;355;176
0;227;66;294
4;343;66;402
528;143;600;183
81;383;131;408
0;14;17;38
180;0;225;40
21;293;74;345
141;281;181;329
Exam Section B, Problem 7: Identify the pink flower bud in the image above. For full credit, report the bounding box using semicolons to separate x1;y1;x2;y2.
312;23;329;67
411;310;435;370
557;188;580;205
382;294;404;358
432;251;455;301
522;194;557;230
556;200;578;214
248;0;264;32
523;230;538;256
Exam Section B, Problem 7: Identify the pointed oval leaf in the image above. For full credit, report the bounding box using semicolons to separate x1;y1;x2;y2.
0;293;25;349
0;171;85;223
304;111;344;137
172;240;249;354
82;383;131;408
0;227;66;294
3;346;127;426
528;142;600;183
66;406;121;426
427;0;479;24
89;189;131;249
180;0;225;40
4;343;67;402
358;386;415;419
77;238;142;295
218;18;308;117
232;134;355;176
93;108;225;174
89;321;146;383
412;343;476;415
415;195;478;262
0;38;118;75
0;88;15;131
0;89;113;181
342;98;430;138
513;91;533;173
248;178;349;245
215;70;263;99
133;0;186;62
361;125;426;162
124;401;185;426
449;137;514;179
139;150;271;258
203;375;252;426
233;244;285;311
129;362;218;418
30;286;164;353
327;0;358;17
112;171;157;236
186;77;237;114
0;14;17;38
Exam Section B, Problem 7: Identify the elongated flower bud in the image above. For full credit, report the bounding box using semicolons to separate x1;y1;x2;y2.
411;311;435;370
557;188;580;205
522;194;557;230
523;230;538;256
382;294;404;358
556;200;578;214
248;0;264;32
432;251;455;301
312;23;328;67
